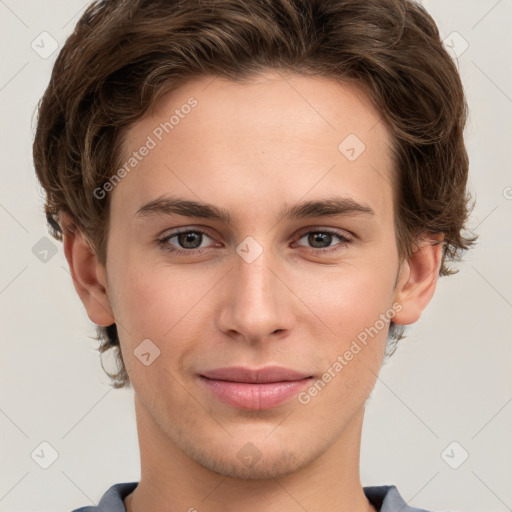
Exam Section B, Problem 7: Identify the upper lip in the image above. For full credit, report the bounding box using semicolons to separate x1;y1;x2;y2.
200;366;312;383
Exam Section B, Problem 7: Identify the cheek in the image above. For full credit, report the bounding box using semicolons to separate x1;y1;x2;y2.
300;280;389;414
107;255;222;376
293;255;396;393
296;258;397;339
111;267;194;339
108;266;201;396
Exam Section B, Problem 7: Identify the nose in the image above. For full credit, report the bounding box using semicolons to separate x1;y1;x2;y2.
215;249;296;345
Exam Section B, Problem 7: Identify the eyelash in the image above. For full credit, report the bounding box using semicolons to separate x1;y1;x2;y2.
156;227;353;256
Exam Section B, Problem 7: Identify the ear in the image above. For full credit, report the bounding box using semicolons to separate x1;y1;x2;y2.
392;234;444;325
61;213;115;326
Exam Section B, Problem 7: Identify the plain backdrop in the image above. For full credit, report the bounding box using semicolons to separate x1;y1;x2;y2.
1;1;511;511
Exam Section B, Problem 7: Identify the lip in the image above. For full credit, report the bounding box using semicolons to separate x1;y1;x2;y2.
199;366;313;410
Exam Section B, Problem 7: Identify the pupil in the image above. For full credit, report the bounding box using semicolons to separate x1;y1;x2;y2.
309;232;331;248
180;232;201;248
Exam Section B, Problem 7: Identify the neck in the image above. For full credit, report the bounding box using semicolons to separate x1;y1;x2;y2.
125;395;375;512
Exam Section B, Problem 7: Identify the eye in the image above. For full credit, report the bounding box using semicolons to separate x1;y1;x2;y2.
293;228;353;254
157;229;218;255
157;227;353;256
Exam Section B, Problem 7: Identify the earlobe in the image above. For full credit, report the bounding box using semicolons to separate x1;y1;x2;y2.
392;234;443;326
61;215;115;327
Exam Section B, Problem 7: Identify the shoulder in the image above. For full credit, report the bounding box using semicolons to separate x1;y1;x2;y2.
72;482;449;512
70;482;139;512
363;484;451;512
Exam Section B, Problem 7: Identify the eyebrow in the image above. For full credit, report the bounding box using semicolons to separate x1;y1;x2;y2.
135;195;375;223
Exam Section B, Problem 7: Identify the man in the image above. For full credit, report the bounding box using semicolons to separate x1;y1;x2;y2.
32;0;476;510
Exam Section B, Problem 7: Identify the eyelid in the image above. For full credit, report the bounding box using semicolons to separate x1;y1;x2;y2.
156;226;219;254
158;225;218;241
160;225;354;241
157;224;354;256
294;225;354;241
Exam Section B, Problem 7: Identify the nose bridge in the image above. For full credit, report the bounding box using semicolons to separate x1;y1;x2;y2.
237;246;277;303
217;240;293;340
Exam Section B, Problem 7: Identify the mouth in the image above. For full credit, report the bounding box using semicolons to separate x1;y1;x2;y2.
199;366;314;410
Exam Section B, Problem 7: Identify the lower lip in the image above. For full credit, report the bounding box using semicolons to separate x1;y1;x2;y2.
199;376;312;410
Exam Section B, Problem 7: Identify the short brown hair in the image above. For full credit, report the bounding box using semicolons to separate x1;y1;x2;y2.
33;0;477;388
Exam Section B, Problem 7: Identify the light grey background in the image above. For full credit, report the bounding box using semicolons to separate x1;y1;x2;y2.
1;1;511;511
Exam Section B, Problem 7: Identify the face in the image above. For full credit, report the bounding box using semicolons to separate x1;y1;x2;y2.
101;71;403;479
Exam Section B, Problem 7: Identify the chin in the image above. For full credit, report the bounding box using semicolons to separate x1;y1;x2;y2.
182;437;311;480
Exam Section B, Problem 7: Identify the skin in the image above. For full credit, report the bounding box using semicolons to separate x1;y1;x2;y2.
63;70;442;512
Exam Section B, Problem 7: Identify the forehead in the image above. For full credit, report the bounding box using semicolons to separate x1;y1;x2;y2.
112;70;395;225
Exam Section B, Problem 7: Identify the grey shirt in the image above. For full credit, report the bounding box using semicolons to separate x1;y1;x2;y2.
71;482;443;511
